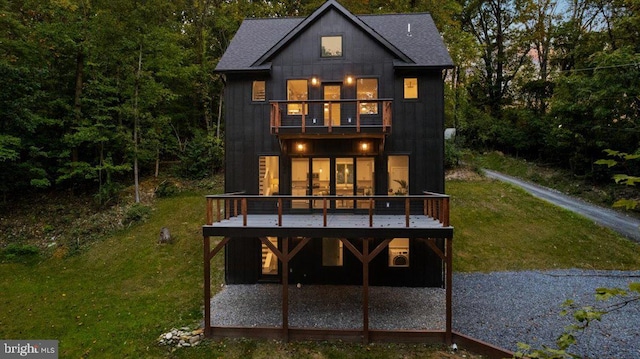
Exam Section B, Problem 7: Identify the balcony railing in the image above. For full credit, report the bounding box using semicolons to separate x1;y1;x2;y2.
205;193;449;228
270;99;392;135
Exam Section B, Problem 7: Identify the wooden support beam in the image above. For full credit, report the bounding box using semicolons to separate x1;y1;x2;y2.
282;238;290;342
425;238;445;261
340;239;363;262
286;237;311;261
362;239;369;344
208;237;230;262
204;235;211;337
445;237;453;344
259;237;285;262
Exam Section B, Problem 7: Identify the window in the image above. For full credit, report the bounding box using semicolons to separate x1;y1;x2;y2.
388;155;408;195
259;156;279;196
321;36;342;57
252;81;266;101
322;238;343;266
388;238;409;267
404;78;418;99
287;79;308;115
357;78;378;114
261;237;279;275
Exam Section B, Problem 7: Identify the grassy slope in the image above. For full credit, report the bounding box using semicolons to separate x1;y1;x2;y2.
449;178;640;272
1;175;640;358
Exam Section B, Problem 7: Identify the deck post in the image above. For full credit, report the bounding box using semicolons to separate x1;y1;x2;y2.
445;236;453;344
282;238;290;342
203;235;211;337
362;238;370;344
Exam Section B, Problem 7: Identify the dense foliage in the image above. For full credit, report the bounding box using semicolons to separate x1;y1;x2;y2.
1;0;638;201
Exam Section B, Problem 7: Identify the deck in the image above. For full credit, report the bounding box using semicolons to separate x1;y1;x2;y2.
202;193;452;238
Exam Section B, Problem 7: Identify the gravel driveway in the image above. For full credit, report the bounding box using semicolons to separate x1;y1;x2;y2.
210;270;640;358
454;270;640;358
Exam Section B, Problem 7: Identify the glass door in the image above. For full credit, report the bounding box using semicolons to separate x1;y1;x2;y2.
312;158;330;209
356;157;375;208
291;158;309;208
324;85;341;127
335;158;354;208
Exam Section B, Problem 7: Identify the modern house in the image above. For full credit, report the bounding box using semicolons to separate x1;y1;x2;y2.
203;0;470;343
202;0;462;344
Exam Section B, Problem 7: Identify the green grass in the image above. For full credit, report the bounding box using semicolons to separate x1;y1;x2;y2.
1;173;640;358
449;178;640;272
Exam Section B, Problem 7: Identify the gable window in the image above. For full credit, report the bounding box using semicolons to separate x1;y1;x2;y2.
321;36;342;57
404;78;418;99
357;78;378;115
287;79;308;115
252;81;266;101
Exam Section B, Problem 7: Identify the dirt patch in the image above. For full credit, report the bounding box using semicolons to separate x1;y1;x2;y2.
446;167;484;181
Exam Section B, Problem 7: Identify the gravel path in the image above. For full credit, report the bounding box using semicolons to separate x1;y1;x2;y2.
483;169;640;242
210;270;640;358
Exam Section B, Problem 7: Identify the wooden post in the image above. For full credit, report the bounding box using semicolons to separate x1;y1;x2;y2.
282;238;289;342
206;198;213;225
446;237;453;344
242;198;247;227
323;198;327;227
362;238;370;344
369;198;373;227
443;197;450;226
278;198;283;226
203;235;211;337
405;197;410;227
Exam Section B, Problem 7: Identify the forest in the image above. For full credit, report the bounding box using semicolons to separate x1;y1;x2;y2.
1;0;638;203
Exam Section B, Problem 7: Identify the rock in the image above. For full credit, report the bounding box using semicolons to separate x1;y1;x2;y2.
165;333;173;340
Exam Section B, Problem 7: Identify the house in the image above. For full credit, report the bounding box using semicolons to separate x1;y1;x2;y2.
204;0;457;342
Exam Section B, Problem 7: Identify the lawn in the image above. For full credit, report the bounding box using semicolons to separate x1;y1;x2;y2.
1;173;639;358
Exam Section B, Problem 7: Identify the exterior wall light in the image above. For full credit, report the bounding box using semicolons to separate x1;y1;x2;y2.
296;142;306;152
346;76;354;85
311;77;319;86
360;142;369;151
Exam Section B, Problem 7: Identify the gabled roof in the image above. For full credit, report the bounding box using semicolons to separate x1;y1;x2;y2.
215;0;453;72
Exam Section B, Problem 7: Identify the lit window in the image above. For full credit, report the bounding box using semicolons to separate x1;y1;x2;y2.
388;238;409;267
287;79;308;115
321;36;342;57
259;156;279;196
252;81;266;101
388;155;408;195
357;78;378;114
404;78;418;99
322;238;343;266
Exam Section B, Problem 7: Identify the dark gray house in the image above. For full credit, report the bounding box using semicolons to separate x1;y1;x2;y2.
211;0;453;288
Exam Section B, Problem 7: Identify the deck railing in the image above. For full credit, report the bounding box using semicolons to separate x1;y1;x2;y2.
205;193;450;227
270;99;392;135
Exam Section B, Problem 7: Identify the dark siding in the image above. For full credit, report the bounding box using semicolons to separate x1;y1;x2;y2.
222;8;446;286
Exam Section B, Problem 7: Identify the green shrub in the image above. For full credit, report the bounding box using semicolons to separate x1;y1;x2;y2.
2;243;40;261
177;131;224;180
155;180;179;198
444;140;461;169
123;203;151;225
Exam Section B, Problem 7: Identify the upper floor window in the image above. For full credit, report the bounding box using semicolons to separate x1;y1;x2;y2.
404;78;418;99
321;36;342;57
252;81;266;102
357;78;378;115
287;79;308;115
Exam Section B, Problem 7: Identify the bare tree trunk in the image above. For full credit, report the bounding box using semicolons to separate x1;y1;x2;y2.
155;146;160;178
216;91;223;139
133;43;143;203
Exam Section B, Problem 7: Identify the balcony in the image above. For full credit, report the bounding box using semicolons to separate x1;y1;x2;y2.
270;99;392;139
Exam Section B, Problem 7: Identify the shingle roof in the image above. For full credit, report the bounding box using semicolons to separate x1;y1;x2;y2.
215;1;453;72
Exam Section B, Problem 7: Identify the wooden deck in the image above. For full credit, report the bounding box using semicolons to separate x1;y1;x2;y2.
203;193;452;238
